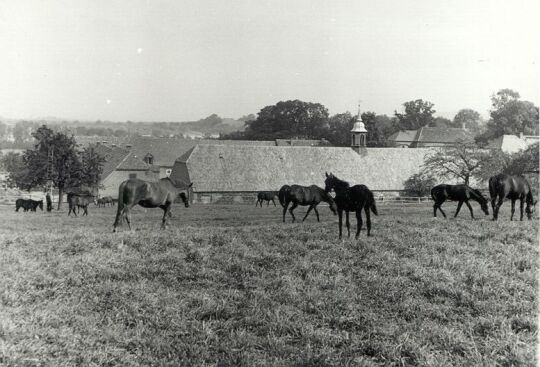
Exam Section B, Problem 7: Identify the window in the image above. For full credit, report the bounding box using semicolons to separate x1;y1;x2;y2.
129;173;137;179
352;134;356;146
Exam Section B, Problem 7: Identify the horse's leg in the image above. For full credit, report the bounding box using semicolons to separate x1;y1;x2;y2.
338;209;343;239
454;201;463;217
345;211;350;237
491;196;498;220
289;202;298;223
313;206;320;222
272;199;276;207
355;209;363;239
161;207;168;229
433;202;437;217
124;207;132;230
282;201;289;222
465;201;474;219
438;204;447;218
365;205;372;236
302;204;314;222
494;196;504;221
266;200;270;207
113;204;124;232
510;199;516;221
519;198;525;221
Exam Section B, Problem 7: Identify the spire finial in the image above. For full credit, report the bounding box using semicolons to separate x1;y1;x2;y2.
357;99;362;119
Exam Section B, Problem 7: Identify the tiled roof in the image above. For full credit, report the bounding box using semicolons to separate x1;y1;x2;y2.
415;127;471;145
171;144;435;192
93;144;151;180
127;136;275;167
387;130;419;143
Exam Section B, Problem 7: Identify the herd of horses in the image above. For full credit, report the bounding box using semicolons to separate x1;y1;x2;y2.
13;173;536;238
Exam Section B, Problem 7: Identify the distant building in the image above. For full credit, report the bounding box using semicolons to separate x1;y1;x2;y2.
387;127;472;148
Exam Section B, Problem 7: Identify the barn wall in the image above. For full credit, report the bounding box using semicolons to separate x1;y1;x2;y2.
100;170;159;198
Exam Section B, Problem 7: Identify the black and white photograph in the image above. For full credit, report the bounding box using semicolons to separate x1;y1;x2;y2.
0;1;538;365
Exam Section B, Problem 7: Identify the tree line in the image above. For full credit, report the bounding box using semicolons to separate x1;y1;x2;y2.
221;89;538;148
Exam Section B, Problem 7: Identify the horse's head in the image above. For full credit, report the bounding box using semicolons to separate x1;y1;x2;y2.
324;172;336;193
526;198;537;220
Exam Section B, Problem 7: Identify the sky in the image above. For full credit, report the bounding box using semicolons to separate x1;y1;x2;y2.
0;0;538;122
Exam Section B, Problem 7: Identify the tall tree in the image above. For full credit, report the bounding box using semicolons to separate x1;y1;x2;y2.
422;140;492;185
453;109;483;131
1;152;32;190
394;99;436;130
361;112;390;147
484;89;539;139
244;100;329;140
326;112;356;146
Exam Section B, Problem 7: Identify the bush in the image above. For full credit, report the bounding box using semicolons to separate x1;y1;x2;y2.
403;173;436;197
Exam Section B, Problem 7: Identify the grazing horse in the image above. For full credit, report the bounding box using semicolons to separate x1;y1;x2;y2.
280;184;337;222
15;199;43;212
489;174;537;221
256;191;278;207
113;177;192;232
67;193;94;216
324;173;378;239
431;184;489;219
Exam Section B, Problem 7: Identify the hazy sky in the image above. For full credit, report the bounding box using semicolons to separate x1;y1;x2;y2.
0;0;538;122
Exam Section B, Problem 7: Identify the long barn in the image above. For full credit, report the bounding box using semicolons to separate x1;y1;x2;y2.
170;144;436;204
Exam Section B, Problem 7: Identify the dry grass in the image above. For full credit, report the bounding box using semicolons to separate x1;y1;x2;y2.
0;202;537;366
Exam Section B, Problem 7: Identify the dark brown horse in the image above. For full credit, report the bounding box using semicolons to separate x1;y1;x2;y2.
15;199;43;212
67;193;94;216
324;173;378;239
431;184;489;219
256;191;278;207
113;177;192;232
489;174;537;221
280;184;337;222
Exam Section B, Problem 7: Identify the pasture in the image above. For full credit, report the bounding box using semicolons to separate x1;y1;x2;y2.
0;202;537;366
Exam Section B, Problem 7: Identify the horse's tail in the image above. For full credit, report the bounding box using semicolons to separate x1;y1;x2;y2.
278;188;288;207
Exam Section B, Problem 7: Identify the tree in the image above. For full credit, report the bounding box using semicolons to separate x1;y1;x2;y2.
453;109;483;131
326;112;356;146
428;116;453;128
482;89;539;140
394;99;436;130
0;121;7;139
361;112;389;147
403;172;436;197
244;100;329;140
1;152;33;190
80;146;106;189
422;140;492;185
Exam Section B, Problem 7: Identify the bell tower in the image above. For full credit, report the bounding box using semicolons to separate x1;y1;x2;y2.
351;100;367;153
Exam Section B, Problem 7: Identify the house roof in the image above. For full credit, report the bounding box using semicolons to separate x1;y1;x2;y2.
171;144;435;192
387;130;419;143
93;144;151;180
416;127;471;145
127;136;275;167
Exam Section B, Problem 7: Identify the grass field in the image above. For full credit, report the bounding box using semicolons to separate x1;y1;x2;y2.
0;201;537;366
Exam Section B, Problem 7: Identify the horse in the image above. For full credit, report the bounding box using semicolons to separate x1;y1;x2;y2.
256;191;278;207
430;184;489;219
103;196;114;206
278;185;291;208
15;199;43;212
67;193;94;216
113;177;192;232
95;198;105;207
279;184;337;222
324;172;378;239
489;174;537;221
